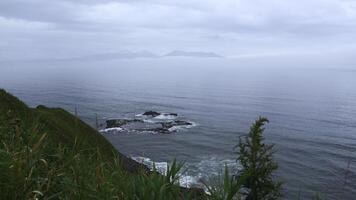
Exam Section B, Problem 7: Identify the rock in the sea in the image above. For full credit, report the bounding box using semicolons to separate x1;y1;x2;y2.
142;111;178;118
149;127;171;134
106;119;143;128
160;120;193;129
174;120;192;126
166;113;178;116
126;120;192;133
105;116;192;134
142;111;161;117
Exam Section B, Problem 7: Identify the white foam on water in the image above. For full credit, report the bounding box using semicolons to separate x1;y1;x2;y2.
131;156;168;175
186;121;197;128
99;127;124;133
168;121;197;132
179;174;199;188
168;126;181;132
131;156;200;188
181;156;242;190
129;155;245;196
194;157;241;176
142;119;156;123
154;113;178;120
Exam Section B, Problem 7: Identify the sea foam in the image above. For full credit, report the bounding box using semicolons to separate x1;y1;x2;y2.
99;127;124;133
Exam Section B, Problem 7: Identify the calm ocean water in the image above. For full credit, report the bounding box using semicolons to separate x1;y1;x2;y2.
1;58;356;199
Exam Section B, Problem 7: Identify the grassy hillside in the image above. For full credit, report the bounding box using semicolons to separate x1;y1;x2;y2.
0;89;147;173
0;89;204;199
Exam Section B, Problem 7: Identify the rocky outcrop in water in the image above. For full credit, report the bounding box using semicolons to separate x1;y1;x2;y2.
103;111;194;134
106;119;144;128
142;111;161;117
142;111;178;117
160;120;192;129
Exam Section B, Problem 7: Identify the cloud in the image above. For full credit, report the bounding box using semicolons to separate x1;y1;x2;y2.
0;0;355;60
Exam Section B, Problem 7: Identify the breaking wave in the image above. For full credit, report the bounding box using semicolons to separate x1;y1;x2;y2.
99;127;124;133
130;156;240;189
153;113;178;120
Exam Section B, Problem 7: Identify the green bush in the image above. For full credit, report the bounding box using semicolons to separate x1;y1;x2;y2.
237;117;282;200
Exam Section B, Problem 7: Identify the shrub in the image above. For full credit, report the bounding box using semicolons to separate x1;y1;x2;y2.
237;117;282;200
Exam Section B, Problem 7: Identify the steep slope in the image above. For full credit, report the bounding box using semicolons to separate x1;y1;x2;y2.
0;89;147;172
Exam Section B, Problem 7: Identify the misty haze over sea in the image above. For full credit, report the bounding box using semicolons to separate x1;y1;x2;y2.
1;56;355;199
2;0;356;198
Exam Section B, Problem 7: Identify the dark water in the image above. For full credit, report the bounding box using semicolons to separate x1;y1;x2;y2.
1;58;356;199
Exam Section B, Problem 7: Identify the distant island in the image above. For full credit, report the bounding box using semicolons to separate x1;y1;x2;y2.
0;50;223;62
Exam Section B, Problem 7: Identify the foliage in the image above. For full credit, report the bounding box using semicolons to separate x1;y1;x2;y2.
205;117;282;200
203;165;248;200
237;117;282;200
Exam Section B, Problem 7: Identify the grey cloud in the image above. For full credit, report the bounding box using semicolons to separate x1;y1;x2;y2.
0;0;355;60
0;1;76;24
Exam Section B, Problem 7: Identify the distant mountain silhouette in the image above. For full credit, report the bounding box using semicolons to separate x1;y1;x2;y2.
68;50;222;61
163;50;222;58
2;50;223;62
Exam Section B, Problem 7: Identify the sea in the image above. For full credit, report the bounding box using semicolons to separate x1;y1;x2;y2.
1;57;356;199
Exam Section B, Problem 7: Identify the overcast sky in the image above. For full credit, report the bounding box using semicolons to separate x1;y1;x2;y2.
0;0;356;60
